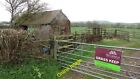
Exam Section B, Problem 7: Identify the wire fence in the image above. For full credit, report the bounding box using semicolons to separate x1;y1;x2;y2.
56;40;140;79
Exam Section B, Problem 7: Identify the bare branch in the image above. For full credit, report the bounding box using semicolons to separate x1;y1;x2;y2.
26;0;47;13
5;0;27;26
5;0;48;26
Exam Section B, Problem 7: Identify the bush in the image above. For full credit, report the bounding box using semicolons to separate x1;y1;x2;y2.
0;29;29;63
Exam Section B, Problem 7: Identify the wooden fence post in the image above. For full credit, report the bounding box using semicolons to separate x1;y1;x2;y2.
114;29;118;37
54;40;57;60
50;37;57;60
103;29;107;38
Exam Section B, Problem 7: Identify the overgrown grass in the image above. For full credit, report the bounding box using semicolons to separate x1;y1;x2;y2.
0;58;60;79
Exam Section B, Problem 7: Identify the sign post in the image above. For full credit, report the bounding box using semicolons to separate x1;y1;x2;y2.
94;48;122;72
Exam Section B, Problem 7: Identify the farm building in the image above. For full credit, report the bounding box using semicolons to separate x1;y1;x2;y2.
22;10;71;40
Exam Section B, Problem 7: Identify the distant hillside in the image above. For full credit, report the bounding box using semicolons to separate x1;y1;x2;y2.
94;20;112;24
71;20;140;29
0;21;10;27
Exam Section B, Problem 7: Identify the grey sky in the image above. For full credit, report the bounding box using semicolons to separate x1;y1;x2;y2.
0;0;140;23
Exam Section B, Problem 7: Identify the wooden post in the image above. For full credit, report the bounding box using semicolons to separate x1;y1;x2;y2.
50;39;54;58
114;29;117;37
100;28;103;40
103;29;106;38
50;36;57;60
54;40;57;60
74;32;77;41
92;28;96;35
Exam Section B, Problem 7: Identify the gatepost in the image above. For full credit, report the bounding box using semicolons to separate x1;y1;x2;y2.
50;36;57;60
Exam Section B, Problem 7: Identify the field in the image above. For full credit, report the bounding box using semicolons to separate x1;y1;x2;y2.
0;26;140;79
60;39;140;79
71;27;87;33
71;26;140;35
0;58;59;79
62;26;140;79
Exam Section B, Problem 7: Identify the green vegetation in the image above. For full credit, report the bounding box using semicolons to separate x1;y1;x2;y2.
62;38;140;79
96;38;140;48
71;26;140;48
108;28;140;33
71;27;87;33
63;26;140;79
0;58;59;79
71;26;140;34
0;26;139;79
97;39;129;46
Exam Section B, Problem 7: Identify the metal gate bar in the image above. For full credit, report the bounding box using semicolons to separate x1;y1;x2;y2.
57;40;140;79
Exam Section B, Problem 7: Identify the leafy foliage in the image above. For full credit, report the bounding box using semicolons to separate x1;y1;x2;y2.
0;59;59;79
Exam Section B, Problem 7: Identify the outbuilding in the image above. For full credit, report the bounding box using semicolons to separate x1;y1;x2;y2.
23;10;71;40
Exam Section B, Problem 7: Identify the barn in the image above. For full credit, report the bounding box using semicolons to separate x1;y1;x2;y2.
22;10;71;40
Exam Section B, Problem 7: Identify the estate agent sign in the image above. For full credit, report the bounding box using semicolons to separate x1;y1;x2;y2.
94;47;122;72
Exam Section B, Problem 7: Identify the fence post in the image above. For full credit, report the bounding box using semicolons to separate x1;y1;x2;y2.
50;37;57;60
114;29;117;37
54;40;58;60
74;32;77;41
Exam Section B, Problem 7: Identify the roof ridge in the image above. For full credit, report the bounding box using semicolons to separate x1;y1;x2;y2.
23;10;62;25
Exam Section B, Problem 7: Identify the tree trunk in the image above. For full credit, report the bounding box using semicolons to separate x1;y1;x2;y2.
10;9;14;27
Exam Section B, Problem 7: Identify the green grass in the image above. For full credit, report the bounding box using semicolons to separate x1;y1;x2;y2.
49;39;140;79
71;26;140;34
28;27;36;33
0;27;139;79
63;28;140;79
62;38;140;79
71;27;87;33
96;38;140;48
96;39;129;46
0;58;60;79
108;28;140;33
60;27;140;79
71;27;140;38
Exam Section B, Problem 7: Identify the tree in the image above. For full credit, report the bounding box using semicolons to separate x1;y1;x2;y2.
26;0;47;13
14;0;48;26
5;0;48;26
5;0;27;26
87;21;100;29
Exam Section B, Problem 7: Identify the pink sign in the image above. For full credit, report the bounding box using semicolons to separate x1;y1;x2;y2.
95;48;122;65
